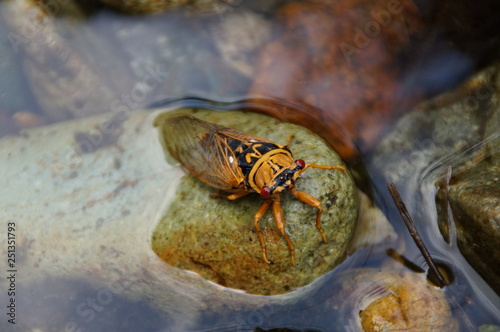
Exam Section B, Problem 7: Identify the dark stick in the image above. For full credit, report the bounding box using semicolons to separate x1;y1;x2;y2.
387;183;448;288
441;165;453;244
444;165;457;245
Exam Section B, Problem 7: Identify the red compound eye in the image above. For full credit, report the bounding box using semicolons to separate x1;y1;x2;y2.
260;187;271;199
296;159;306;168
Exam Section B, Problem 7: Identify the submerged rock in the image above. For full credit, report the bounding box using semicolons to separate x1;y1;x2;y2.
351;270;458;332
248;0;422;159
447;148;500;294
153;109;359;295
371;64;500;301
0;0;256;125
211;10;272;77
1;0;134;121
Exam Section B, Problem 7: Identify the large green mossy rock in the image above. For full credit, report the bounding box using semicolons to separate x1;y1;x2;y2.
153;109;358;295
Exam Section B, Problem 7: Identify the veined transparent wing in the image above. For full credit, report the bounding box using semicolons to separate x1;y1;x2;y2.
156;114;273;191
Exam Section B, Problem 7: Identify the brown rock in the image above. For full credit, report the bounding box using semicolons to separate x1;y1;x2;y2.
356;270;458;332
249;0;422;160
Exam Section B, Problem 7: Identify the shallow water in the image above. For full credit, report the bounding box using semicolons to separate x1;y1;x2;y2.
0;1;499;331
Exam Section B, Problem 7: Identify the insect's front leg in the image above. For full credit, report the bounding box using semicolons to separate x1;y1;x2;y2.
271;197;296;266
290;188;328;244
304;164;346;172
254;199;273;264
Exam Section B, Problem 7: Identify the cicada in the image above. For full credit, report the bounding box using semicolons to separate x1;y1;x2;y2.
156;114;346;266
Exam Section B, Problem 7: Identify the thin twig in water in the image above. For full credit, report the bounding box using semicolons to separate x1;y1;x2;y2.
387;183;448;288
444;165;458;245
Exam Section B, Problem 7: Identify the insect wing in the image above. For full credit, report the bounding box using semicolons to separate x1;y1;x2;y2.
160;114;247;190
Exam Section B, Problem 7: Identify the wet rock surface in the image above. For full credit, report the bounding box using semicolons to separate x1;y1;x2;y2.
354;270;458;332
372;64;500;297
153;109;359;295
447;151;500;294
211;10;271;77
2;0;135;121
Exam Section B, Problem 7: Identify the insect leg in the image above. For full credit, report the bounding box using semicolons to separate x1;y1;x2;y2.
304;164;346;172
211;191;251;200
290;188;328;244
272;197;296;266
254;200;273;264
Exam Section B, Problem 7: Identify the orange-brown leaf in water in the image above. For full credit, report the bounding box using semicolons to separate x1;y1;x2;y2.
249;0;422;161
357;272;458;331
